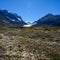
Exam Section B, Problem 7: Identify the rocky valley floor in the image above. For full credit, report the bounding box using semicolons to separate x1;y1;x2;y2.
0;27;60;60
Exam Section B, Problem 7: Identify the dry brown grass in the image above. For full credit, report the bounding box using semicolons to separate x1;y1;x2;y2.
0;27;60;60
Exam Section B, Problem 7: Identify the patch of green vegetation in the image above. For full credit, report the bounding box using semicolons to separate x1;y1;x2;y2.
52;54;60;60
0;45;3;49
0;34;3;39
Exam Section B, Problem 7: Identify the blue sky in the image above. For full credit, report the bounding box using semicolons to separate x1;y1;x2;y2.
0;0;60;22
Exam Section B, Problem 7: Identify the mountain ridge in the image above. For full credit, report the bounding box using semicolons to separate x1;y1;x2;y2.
0;10;27;27
33;13;60;27
0;10;60;27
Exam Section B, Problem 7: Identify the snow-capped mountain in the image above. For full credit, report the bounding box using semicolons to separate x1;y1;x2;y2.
0;10;27;27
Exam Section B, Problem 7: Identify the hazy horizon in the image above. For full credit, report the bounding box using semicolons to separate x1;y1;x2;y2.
0;0;60;22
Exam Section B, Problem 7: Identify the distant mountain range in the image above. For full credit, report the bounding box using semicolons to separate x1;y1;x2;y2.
0;10;27;27
0;10;60;27
33;14;60;27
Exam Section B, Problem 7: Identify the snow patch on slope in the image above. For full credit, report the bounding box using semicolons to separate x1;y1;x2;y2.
7;16;15;21
17;18;21;21
23;24;32;27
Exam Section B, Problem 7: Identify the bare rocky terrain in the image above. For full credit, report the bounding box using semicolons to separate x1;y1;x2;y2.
0;27;60;60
